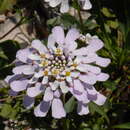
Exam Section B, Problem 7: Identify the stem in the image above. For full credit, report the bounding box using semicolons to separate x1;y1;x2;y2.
74;0;83;27
0;94;24;102
0;17;25;40
77;7;83;25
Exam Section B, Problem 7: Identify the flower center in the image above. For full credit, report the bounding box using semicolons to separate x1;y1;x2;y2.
36;48;77;81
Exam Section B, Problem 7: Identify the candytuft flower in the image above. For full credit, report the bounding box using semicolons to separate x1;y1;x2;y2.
5;26;110;118
44;0;92;13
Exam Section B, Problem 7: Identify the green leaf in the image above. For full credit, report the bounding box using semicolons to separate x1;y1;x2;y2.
61;14;79;28
107;20;119;29
0;48;8;60
0;40;20;79
89;102;109;123
0;104;12;118
113;122;130;129
64;96;76;113
0;0;16;14
101;8;116;18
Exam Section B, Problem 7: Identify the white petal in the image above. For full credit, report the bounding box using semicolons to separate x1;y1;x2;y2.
28;77;38;84
34;71;43;78
83;0;92;10
50;81;59;91
60;81;69;93
96;57;111;67
94;93;106;106
72;47;88;56
79;74;97;85
31;39;48;54
66;76;72;83
52;26;65;45
42;76;48;84
71;72;80;78
69;87;89;104
77;102;89;115
65;41;78;53
82;53;97;63
87;38;104;52
60;0;69;13
23;95;34;109
34;101;51;117
10;80;28;92
28;54;41;60
65;28;80;43
77;64;101;74
52;98;66;119
97;73;109;81
44;87;54;101
27;83;44;97
16;48;30;63
13;65;34;75
74;79;84;93
47;34;56;51
49;0;62;7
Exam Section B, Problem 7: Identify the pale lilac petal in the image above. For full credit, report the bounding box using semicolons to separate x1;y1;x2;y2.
16;48;30;63
82;0;92;10
50;81;59;91
69;87;89;104
43;87;54;101
28;77;38;84
10;80;28;92
52;26;65;45
86;87;97;100
77;64;101;74
42;76;48;84
5;75;14;83
31;40;48;54
72;47;88;56
60;81;69;93
47;34;56;50
97;73;109;81
60;0;69;13
27;83;44;97
23;95;34;109
54;89;61;98
94;93;106;106
81;53;97;63
65;28;80;43
34;101;51;117
8;89;18;96
77;102;89;115
52;98;66;119
49;0;62;7
34;71;43;78
79;74;97;85
87;38;104;52
5;74;23;84
71;72;80;78
28;54;41;60
74;79;84;93
12;65;34;75
96;57;111;67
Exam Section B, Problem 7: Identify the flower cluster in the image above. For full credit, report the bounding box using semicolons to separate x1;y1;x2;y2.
44;0;92;13
5;26;110;118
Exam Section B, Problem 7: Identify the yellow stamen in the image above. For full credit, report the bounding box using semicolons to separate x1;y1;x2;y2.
51;69;60;75
65;71;71;77
41;60;48;67
55;48;63;56
44;70;48;76
72;63;78;68
40;53;46;58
